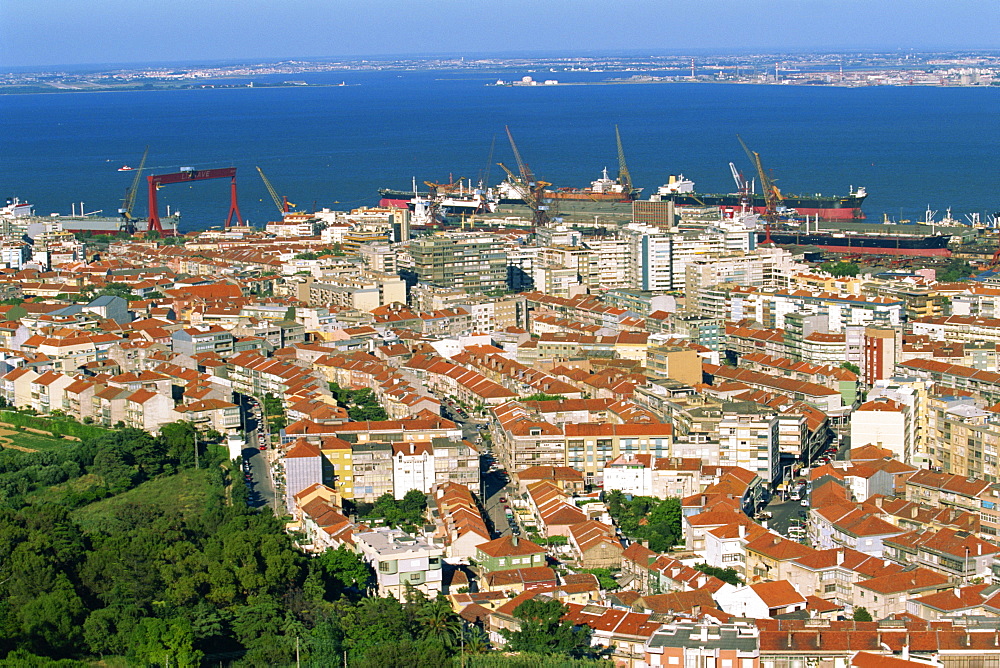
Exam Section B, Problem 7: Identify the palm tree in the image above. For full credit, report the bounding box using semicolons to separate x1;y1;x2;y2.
460;624;490;654
416;597;462;648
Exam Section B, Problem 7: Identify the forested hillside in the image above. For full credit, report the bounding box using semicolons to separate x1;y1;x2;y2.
0;422;609;667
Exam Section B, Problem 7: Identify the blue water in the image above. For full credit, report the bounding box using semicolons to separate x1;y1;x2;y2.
3;70;999;232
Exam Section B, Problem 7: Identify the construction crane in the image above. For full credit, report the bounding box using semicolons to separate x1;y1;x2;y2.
256;166;294;215
729;161;753;210
501;127;551;227
615;125;635;198
496;162;551;228
505;126;535;185
738;135;782;219
118;146;149;227
738;135;783;243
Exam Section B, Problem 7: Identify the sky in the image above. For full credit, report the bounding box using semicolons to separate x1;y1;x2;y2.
3;0;999;69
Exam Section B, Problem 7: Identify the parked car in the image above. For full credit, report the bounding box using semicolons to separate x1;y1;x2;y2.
800;499;809;507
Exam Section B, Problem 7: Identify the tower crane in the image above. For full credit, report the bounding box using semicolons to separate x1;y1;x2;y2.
256;166;295;215
118;146;149;228
615;125;636;198
501;127;551;227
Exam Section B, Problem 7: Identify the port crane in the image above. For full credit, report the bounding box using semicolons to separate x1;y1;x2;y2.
147;166;243;235
738;135;782;242
729;161;754;210
615;125;634;196
498;126;551;227
256;166;294;215
118;146;149;230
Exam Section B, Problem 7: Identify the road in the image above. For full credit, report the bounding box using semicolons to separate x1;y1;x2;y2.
764;496;809;536
239;403;280;514
445;407;514;539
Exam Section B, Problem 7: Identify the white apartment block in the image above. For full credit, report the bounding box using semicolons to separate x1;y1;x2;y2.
718;403;781;484
355;528;445;598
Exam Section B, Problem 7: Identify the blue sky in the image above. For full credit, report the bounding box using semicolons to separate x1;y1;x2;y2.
3;0;999;68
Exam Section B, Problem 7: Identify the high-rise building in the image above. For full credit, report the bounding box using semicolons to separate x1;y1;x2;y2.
863;327;902;386
408;235;507;294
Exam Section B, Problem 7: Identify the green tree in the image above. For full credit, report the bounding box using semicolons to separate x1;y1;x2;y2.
581;569;619;590
368;493;404;526
520;393;567;402
157;421;198;469
939;258;974;282
338;596;414;656
501;599;595;659
127;617;203;667
400;489;428;525
840;361;860;375
819;261;860;277
852;606;873;621
316;545;374;599
416;597;462;648
353;637;451;668
693;563;744;586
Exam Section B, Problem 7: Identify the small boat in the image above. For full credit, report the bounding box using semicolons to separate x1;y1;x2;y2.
118;165;134;172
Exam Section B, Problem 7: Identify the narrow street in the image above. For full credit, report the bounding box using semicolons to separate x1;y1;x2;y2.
241;411;280;515
482;468;512;538
448;407;512;538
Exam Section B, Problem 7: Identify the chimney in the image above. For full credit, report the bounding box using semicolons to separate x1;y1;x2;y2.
700;626;709;642
738;524;747;538
956;586;963;598
874;497;883;510
837;549;845;566
512;535;519;547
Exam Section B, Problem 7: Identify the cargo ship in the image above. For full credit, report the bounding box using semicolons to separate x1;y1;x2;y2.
759;228;952;256
651;174;867;221
496;167;640;204
3;198;178;235
379;178;493;213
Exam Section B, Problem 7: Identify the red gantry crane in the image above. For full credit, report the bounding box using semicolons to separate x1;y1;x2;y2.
147;166;244;235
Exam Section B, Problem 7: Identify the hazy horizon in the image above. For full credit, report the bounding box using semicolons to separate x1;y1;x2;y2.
4;0;999;69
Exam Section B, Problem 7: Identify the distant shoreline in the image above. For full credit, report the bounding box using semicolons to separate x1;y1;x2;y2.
0;82;359;96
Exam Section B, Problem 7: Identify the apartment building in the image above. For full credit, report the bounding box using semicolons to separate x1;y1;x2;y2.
171;325;234;357
355;528;444;598
717;402;782;484
408;235;507;294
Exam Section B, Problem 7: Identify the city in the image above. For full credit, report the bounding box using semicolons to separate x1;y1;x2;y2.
4;51;1000;94
4;177;1000;664
4;0;1000;663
